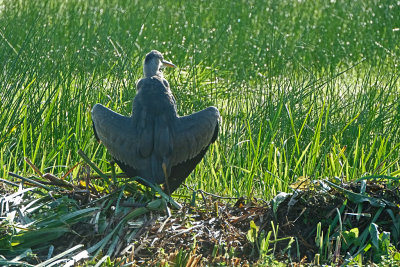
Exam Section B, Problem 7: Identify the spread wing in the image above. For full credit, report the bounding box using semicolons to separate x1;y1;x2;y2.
161;106;219;193
91;104;146;170
171;106;220;166
91;78;220;192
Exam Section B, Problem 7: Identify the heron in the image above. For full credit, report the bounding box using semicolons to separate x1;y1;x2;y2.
91;50;220;194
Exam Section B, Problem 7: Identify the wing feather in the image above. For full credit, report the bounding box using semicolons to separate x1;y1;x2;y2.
91;104;146;169
171;106;220;166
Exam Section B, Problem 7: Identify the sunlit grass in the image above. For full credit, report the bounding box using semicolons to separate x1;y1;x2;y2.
1;0;399;199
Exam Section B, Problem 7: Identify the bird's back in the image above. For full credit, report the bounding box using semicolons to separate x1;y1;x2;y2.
127;76;178;184
134;76;177;117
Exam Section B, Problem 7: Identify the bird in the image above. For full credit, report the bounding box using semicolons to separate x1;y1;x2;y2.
91;50;220;194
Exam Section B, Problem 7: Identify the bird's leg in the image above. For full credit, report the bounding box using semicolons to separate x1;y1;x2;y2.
110;160;117;185
162;162;171;195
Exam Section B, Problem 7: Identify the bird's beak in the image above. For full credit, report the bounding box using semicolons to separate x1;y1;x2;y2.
162;60;176;68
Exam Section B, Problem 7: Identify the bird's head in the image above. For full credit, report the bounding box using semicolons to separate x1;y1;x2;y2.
143;50;176;78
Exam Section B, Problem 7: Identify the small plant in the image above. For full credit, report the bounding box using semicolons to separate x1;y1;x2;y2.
314;222;333;264
342;227;360;251
365;224;392;263
386;209;400;247
246;220;272;260
246;220;293;265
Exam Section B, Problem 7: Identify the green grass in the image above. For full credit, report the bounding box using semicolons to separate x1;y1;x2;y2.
1;0;400;199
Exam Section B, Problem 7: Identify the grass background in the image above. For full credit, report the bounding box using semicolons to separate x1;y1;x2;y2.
1;0;399;199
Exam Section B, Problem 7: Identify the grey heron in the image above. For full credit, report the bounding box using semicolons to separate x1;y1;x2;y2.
91;50;220;194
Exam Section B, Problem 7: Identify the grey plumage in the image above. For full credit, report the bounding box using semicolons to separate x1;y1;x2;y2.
91;50;220;194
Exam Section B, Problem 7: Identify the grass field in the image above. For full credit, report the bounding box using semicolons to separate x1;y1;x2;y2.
1;0;400;196
1;0;400;265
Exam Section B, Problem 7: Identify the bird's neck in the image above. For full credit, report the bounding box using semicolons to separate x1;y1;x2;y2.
143;61;163;78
